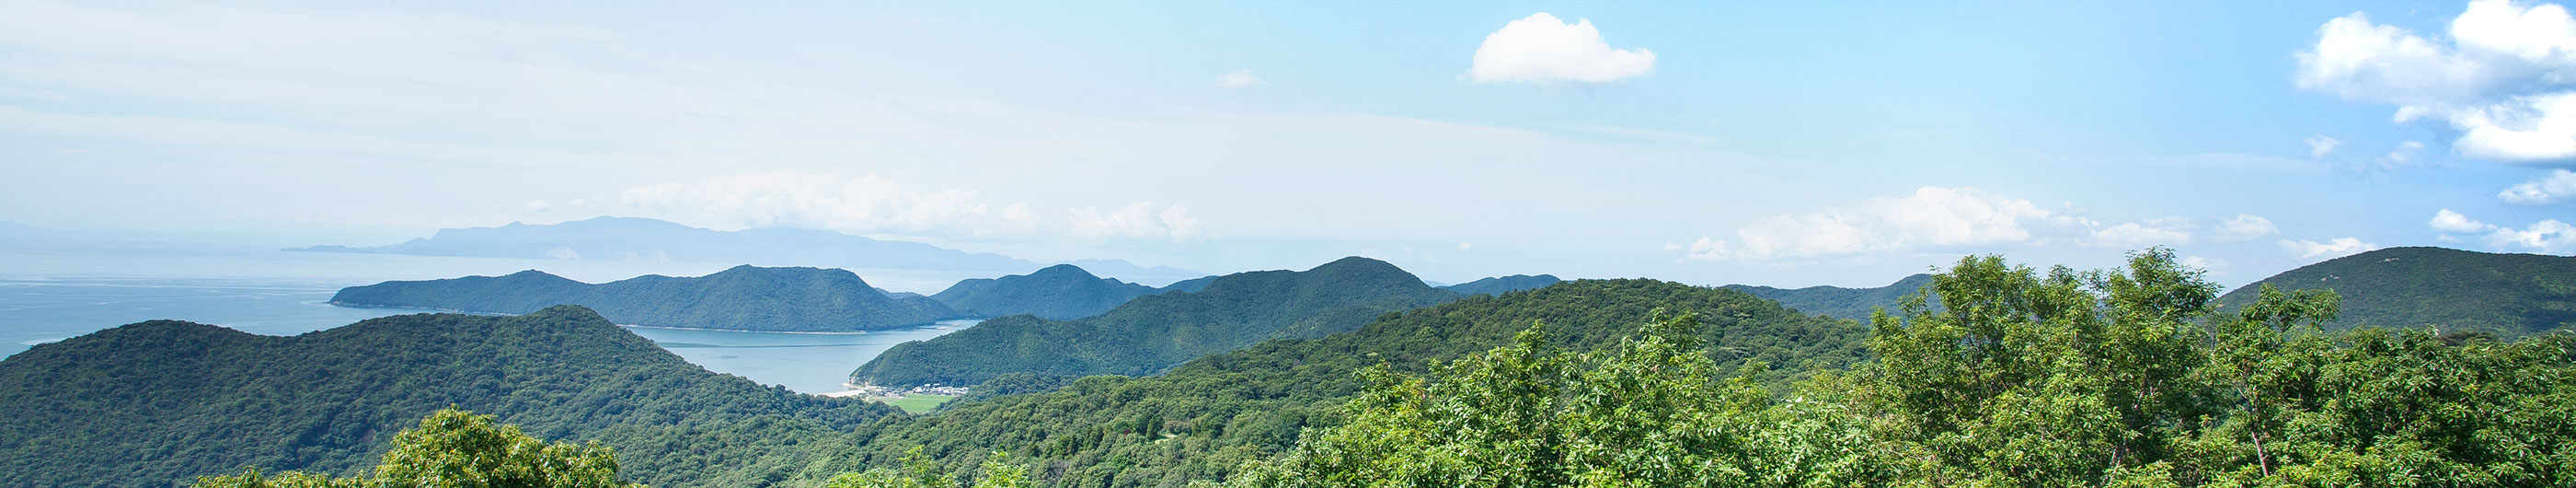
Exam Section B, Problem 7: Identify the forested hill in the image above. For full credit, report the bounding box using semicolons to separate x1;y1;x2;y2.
1442;273;1562;296
851;257;1463;387
2216;246;2576;337
930;264;1158;320
332;265;959;332
0;306;899;488
1722;273;1933;321
801;279;1872;486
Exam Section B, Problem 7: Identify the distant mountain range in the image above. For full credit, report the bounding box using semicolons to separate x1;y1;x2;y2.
287;216;1203;281
0;306;897;488
1443;273;1563;296
1723;273;1936;322
2216;247;2576;337
851;256;1464;387
930;264;1161;320
332;265;958;331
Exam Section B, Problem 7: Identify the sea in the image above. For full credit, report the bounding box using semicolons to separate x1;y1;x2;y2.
0;239;999;393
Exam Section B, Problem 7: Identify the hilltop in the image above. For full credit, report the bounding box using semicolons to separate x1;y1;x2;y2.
2216;246;2576;337
930;264;1159;320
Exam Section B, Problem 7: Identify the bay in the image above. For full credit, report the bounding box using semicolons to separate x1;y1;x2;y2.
0;241;993;393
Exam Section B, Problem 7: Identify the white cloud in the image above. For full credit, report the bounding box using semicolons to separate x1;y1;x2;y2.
2298;1;2576;162
523;199;552;212
1671;187;2287;261
2485;218;2576;252
2280;237;2381;260
2091;217;2197;248
2211;214;2282;242
2500;168;2576;203
2431;208;2496;233
2179;255;2231;274
2430;208;2576;253
1468;13;1655;85
1680;187;2071;261
2306;134;2343;158
1213;69;1266;89
1456;241;1473;250
1675;237;1729;261
1065;202;1201;241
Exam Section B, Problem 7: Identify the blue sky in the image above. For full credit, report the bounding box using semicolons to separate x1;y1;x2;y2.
3;1;2571;286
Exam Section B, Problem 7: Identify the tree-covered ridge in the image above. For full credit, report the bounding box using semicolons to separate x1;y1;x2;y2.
0;306;898;488
1720;273;1933;322
1225;249;2576;487
803;279;1869;487
1442;273;1563;296
930;264;1158;320
1156;275;1219;294
2215;246;2576;337
850;257;1463;388
332;265;959;332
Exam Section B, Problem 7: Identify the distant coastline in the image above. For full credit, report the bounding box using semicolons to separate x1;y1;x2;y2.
328;301;978;335
326;301;513;316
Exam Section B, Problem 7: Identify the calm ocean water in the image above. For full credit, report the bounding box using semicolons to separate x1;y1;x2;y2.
0;241;990;393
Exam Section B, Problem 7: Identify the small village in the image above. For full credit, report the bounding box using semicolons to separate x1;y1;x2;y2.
830;382;967;399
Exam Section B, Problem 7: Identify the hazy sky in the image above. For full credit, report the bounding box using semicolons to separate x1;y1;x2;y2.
4;1;2572;286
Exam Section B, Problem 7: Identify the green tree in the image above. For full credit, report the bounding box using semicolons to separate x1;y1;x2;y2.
1861;248;2229;486
825;447;1030;488
1231;312;1873;487
194;409;642;488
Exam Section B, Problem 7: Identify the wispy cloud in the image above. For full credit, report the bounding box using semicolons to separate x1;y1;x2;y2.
1669;187;2279;261
1213;69;1267;89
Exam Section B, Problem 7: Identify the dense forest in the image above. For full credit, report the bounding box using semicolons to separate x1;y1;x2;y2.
929;264;1161;320
0;306;897;488
811;278;1869;486
332;266;959;332
1217;250;2576;486
2215;246;2576;337
851;257;1464;388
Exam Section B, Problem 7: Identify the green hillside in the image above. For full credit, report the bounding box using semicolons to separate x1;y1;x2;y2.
1442;273;1563;296
2215;246;2576;337
332;265;959;332
0;306;898;488
851;257;1462;388
930;264;1159;320
804;278;1871;486
1723;273;1933;321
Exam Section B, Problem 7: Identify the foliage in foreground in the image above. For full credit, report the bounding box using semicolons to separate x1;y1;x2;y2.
1228;249;2576;487
193;409;641;488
